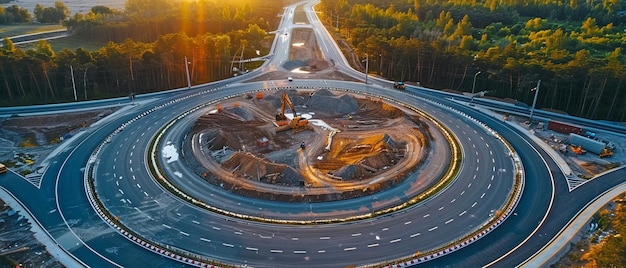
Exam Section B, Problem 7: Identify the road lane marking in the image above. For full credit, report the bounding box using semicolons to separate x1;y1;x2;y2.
222;243;234;248
115;181;119;186
270;250;283;253
382;228;389;231
192;220;200;224
460;190;465;195
344;247;356;251
488;183;492;189
445;219;454;224
423;214;430;218
492;158;495;163
118;189;124;195
162;224;171;229
481;193;486;198
180;231;189;236
143;191;149;197
471;202;477;207
292;237;299;240
468;183;472;188
410;233;420;238
294;250;306;254
459;211;467;216
428;226;438;232
491;175;494;180
404;221;412;225
318;250;326;253
246;247;258;251
320;236;330;240
368;243;379;248
450;199;456;203
136;183;141;189
351;233;362;237
390;239;401;243
438;206;444;211
200;238;211;242
490;150;493;155
212;226;221;231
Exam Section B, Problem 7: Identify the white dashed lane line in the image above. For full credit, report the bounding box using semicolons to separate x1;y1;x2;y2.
270;250;283;253
368;243;379;248
459;210;467;216
294;250;306;254
410;233;420;238
428;226;438;232
390;239;401;243
320;236;330;240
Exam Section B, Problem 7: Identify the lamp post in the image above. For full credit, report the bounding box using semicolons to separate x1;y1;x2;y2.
83;67;89;100
363;54;369;84
184;56;191;89
529;79;541;124
470;71;481;105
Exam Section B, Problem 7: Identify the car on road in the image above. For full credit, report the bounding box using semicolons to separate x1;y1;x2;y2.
393;81;406;90
288;76;293;81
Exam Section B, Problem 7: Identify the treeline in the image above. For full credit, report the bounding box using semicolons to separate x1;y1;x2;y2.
0;1;70;23
0;0;282;106
320;0;626;121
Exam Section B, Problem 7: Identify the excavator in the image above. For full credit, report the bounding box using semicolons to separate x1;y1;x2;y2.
275;92;309;132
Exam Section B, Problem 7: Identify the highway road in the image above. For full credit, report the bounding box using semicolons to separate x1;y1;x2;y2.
84;2;521;266
1;0;626;267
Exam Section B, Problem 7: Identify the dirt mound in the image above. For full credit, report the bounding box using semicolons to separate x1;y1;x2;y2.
222;152;303;186
316;133;405;179
227;106;255;121
308;91;359;115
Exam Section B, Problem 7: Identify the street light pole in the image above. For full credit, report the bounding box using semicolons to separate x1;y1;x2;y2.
184;56;191;89
364;54;369;84
83;67;89;100
470;71;481;105
529;79;541;124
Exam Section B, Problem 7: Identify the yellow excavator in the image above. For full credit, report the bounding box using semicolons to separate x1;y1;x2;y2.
275;92;309;132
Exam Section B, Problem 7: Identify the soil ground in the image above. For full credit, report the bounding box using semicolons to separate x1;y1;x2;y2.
188;90;431;202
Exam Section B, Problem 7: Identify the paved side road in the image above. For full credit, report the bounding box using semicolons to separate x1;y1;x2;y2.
0;186;84;267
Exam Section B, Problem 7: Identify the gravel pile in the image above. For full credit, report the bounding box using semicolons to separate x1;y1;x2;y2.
308;90;359;115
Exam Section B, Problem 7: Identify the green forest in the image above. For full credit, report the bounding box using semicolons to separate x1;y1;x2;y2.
0;0;281;106
2;0;626;122
319;0;626;121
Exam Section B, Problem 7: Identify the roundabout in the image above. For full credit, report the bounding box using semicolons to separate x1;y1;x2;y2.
87;82;523;267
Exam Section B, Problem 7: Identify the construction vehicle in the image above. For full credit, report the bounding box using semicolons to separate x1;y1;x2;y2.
599;148;614;158
393;81;406;90
275;92;309;132
570;145;586;155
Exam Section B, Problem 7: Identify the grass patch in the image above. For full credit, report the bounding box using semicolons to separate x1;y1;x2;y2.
17;35;108;53
0;23;65;38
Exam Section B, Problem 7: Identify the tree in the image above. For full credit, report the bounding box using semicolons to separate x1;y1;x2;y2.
4;5;31;23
